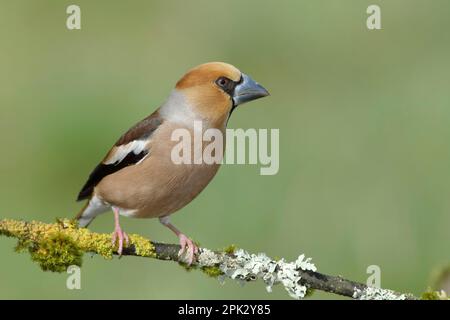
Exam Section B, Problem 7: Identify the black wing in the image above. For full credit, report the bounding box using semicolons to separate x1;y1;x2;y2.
76;111;163;201
77;150;148;201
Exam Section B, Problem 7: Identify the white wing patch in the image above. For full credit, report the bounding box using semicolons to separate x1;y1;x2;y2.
104;140;149;165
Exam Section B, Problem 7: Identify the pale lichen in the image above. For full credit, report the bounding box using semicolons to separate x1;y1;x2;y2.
196;247;317;299
353;286;406;300
2;218;417;300
198;248;222;266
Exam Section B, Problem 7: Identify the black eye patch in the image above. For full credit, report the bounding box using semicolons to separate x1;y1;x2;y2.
215;76;239;96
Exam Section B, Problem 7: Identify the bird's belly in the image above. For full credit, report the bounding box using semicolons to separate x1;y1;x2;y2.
96;158;220;219
95;121;224;218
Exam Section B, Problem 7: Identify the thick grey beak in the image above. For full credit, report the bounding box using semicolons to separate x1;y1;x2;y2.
233;73;270;106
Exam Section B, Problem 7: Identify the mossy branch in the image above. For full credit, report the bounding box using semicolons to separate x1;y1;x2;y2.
0;218;442;300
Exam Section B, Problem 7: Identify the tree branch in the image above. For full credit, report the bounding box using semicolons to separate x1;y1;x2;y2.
0;218;425;300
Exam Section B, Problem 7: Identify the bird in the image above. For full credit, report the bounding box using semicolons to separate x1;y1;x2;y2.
75;62;269;264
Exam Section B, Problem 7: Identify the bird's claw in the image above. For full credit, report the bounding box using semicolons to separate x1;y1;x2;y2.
177;234;198;266
111;227;129;256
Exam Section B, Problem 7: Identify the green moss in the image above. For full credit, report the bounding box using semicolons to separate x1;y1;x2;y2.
421;290;441;300
195;245;233;278
69;227;115;259
304;287;315;298
14;238;33;253
29;232;83;273
223;244;236;255
128;234;156;258
202;265;223;278
421;288;448;300
0;218;159;272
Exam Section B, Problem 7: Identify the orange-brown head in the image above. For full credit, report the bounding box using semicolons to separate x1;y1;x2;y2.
171;62;269;127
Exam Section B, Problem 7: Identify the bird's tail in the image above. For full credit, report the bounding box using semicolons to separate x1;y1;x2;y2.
76;196;109;228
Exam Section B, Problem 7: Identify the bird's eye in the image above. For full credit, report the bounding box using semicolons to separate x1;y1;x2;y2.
215;77;237;95
216;77;230;88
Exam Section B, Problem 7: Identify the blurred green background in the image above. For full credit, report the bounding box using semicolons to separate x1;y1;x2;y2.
1;0;449;299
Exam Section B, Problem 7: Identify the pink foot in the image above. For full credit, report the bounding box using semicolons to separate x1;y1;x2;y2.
158;216;198;265
178;234;198;265
111;225;129;256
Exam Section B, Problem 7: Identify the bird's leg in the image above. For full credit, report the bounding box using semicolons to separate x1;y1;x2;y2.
111;207;129;256
159;216;198;265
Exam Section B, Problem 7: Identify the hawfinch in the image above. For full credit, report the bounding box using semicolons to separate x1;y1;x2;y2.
75;62;269;264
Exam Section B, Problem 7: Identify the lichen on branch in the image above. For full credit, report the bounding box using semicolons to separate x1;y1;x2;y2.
0;218;438;300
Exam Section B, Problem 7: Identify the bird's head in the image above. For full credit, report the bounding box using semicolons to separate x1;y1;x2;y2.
171;62;269;126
